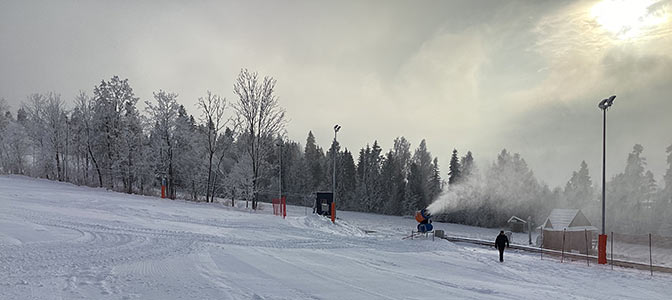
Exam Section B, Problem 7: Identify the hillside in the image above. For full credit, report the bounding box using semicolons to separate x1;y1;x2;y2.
0;175;667;299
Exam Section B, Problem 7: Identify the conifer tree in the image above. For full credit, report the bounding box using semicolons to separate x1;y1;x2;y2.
304;131;325;192
460;151;474;179
563;160;593;208
448;148;461;185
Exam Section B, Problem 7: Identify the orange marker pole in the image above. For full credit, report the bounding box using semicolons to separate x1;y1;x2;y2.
331;202;336;224
161;177;166;199
598;234;608;264
282;196;287;219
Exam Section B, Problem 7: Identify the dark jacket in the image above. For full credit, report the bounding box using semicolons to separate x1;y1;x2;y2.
495;233;509;249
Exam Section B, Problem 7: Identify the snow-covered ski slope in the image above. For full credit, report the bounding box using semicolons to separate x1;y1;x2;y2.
0;175;668;300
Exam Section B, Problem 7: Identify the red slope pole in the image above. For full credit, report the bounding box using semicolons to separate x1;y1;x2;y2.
282;196;286;219
331;202;335;224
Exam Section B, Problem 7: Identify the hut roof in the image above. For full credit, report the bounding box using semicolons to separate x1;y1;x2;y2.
542;209;595;230
507;216;527;224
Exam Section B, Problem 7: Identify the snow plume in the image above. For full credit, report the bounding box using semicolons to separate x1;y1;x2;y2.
425;149;549;227
426;179;482;216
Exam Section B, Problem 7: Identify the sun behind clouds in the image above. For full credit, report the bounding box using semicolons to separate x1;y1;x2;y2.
590;0;670;40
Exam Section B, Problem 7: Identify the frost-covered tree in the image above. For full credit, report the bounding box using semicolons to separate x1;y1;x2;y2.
44;94;67;181
173;106;202;200
662;144;672;204
355;141;383;212
0;99;15;173
146;90;180;198
22;93;51;178
304;131;325;192
482;149;544;226
233;69;286;209
379;137;411;215
225;154;255;207
73;91;102;186
563;160;593;209
338;149;357;210
404;139;434;211
197;91;229;203
0;106;28;175
119;94;143;194
460;151;474;180
448;149;461;185
92;76;139;189
429;157;442;199
607;144;658;233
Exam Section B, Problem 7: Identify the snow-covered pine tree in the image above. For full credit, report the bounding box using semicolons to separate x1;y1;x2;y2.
448;149;461;185
460;150;474;180
429;157;442;201
607;144;659;233
304;131;325;193
173;106;202;200
563;160;593;209
406;139;433;209
339;148;357;210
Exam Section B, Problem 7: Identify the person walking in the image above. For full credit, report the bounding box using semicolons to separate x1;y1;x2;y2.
495;231;510;262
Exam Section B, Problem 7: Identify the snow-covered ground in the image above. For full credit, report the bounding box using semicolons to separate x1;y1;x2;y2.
1;175;669;300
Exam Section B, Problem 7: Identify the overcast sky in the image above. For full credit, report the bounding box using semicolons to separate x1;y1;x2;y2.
1;0;671;187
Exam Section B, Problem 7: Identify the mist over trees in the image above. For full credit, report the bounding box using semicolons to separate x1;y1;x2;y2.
1;76;671;236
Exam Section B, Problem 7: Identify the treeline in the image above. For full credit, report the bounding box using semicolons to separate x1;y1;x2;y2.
0;70;287;210
1;72;671;233
435;144;672;235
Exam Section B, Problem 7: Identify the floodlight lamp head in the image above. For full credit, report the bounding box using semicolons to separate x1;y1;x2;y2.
606;95;616;106
598;99;608;110
334;125;341;132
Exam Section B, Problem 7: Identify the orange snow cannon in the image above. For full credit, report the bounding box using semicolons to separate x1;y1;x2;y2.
415;209;431;223
415;209;433;233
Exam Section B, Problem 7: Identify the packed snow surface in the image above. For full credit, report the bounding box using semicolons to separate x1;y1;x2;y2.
0;175;668;299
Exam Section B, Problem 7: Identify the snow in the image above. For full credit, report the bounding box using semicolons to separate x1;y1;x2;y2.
0;175;669;299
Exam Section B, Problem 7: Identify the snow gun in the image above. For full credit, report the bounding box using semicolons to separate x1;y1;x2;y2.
415;208;433;233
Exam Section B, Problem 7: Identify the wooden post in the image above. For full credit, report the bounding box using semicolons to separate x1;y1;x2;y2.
585;229;590;266
561;229;566;263
610;231;614;270
649;233;653;276
540;230;543;260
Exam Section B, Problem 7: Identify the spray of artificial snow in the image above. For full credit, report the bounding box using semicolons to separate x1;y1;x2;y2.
425;178;482;216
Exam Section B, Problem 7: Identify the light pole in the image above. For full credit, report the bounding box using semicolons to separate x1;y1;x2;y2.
597;95;616;264
333;125;341;204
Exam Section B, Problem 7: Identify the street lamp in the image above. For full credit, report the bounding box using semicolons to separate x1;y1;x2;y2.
597;95;616;265
333;125;341;205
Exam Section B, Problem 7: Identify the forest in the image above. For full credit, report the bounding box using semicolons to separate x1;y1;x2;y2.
1;70;671;235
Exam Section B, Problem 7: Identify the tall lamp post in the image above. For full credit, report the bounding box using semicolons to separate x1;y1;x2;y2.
333;124;341;210
597;95;616;264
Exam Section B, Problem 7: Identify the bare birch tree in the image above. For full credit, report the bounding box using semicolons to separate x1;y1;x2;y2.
198;91;228;203
233;69;286;209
